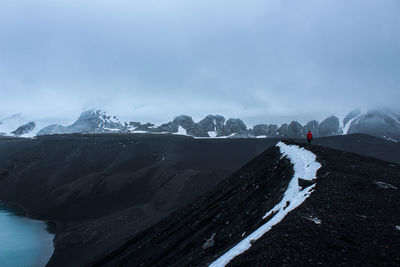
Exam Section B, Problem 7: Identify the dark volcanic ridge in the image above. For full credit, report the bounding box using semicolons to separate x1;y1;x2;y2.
0;134;278;266
0;134;399;266
93;141;400;267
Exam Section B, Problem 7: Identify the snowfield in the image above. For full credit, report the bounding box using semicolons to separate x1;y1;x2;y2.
209;142;321;267
173;126;188;136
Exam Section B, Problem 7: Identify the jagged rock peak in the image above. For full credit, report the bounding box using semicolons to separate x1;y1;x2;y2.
37;109;125;136
304;120;319;137
251;124;269;136
286;121;303;138
30;108;400;140
222;118;247;136
277;123;289;137
11;121;36;136
319;116;341;137
343;108;361;127
198;115;226;137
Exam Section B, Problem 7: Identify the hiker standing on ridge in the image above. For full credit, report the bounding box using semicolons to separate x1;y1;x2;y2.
307;131;313;145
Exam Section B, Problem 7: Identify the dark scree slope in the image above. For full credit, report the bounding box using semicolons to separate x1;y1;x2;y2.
94;142;400;267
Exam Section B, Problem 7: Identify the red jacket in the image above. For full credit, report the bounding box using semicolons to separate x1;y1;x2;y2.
307;131;313;140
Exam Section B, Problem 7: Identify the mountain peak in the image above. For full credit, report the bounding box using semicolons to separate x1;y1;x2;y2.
1;108;399;141
37;109;126;136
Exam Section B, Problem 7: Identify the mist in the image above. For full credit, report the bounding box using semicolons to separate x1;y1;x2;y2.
0;0;399;126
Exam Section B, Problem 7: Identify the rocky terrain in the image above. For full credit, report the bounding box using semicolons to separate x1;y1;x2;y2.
92;140;400;267
0;133;399;266
1;108;400;141
0;134;277;266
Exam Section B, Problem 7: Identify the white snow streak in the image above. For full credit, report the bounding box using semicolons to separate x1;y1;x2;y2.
343;115;360;135
208;131;217;138
383;136;398;143
173;126;188;136
307;216;321;225
209;142;321;267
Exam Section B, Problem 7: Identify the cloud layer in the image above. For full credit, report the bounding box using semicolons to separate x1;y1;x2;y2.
0;0;399;125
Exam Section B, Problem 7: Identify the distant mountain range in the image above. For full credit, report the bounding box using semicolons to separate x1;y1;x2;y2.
1;108;399;141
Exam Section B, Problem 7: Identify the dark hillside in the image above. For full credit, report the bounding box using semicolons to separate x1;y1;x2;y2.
0;134;277;266
94;142;400;266
0;134;399;266
314;133;400;164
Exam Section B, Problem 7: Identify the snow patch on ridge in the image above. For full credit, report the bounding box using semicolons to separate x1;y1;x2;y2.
209;142;321;267
383;136;398;143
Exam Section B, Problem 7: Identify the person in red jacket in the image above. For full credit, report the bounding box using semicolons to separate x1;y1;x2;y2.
307;131;313;145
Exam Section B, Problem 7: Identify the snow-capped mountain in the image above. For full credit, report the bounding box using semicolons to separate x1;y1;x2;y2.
2;108;400;141
11;121;36;136
0;113;37;137
249;115;342;139
127;114;248;138
37;110;126;136
344;109;400;142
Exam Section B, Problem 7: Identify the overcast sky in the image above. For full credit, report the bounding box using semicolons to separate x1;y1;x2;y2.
0;0;399;126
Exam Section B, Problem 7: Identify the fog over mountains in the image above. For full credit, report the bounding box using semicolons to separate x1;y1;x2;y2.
1;108;399;142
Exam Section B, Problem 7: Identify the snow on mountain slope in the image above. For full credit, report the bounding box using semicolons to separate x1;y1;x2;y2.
3;108;400;139
347;109;400;141
209;142;321;267
208;131;217;138
343;115;361;135
0;113;50;137
173;126;188;136
0;114;29;135
37;110;126;135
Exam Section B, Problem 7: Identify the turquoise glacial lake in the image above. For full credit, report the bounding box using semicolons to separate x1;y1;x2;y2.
0;203;54;267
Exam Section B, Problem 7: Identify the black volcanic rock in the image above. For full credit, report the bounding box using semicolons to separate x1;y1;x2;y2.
93;145;294;267
0;135;400;266
0;134;280;267
93;142;400;267
286;121;303;138
11;121;36;136
318;116;341;137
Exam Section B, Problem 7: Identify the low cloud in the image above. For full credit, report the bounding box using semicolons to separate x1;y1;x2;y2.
0;0;399;125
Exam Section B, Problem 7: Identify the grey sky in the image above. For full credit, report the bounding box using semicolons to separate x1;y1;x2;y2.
0;0;399;126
